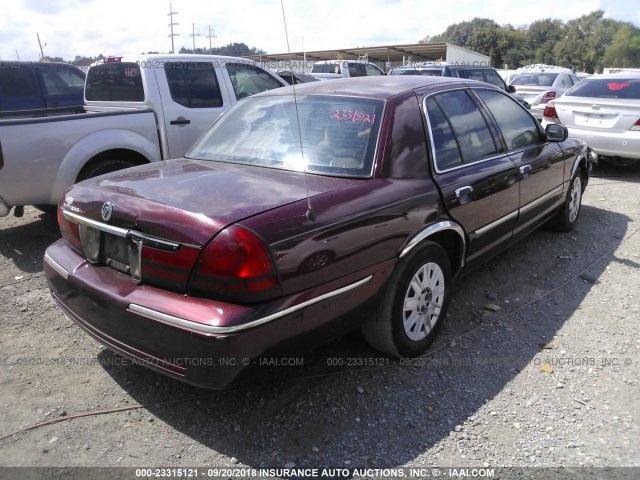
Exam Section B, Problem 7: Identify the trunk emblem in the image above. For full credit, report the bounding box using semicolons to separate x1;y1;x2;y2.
591;104;600;111
101;202;113;222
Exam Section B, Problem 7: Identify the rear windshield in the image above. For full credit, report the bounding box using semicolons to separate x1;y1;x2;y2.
511;73;558;87
85;62;144;102
566;77;640;99
187;95;384;178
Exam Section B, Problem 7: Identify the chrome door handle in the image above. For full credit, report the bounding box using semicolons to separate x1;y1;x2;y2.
520;165;532;178
455;186;474;198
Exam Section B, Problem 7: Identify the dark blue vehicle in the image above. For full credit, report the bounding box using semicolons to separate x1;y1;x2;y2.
0;61;85;114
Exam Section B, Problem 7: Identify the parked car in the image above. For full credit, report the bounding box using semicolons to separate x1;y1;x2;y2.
0;54;286;218
275;70;319;85
311;59;385;80
542;73;640;167
0;61;85;115
390;62;510;89
389;62;526;106
509;66;581;120
44;76;592;389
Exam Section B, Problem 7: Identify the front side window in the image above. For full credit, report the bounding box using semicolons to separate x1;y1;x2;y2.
348;63;366;77
483;70;507;90
426;90;497;170
41;65;85;95
187;95;383;178
164;62;223;108
85;62;144;102
364;64;384;76
475;89;540;150
225;63;284;99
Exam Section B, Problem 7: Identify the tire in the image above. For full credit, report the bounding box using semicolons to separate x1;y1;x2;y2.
547;172;583;232
362;242;452;357
78;159;138;182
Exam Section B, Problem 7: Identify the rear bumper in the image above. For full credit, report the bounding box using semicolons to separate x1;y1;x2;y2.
44;240;389;389
566;127;640;161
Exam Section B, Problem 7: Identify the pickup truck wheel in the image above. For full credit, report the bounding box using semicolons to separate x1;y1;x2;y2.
78;160;138;182
362;242;451;357
547;172;583;232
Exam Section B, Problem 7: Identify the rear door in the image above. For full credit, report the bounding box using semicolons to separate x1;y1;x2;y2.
424;88;519;265
155;61;232;159
474;88;569;234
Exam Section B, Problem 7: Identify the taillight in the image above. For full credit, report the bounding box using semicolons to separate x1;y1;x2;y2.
541;91;556;103
543;103;559;120
632;118;640;131
189;225;280;302
141;245;200;292
58;209;83;255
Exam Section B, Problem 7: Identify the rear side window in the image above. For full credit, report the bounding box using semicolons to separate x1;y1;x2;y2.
566;77;640;99
0;66;38;98
426;90;497;171
425;97;463;170
475;89;540;150
311;62;340;74
86;62;144;102
225;63;283;99
164;62;223;108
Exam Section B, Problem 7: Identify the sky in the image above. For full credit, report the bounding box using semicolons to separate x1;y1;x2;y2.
1;0;638;62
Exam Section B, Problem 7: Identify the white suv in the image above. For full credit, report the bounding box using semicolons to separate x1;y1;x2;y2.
311;60;385;80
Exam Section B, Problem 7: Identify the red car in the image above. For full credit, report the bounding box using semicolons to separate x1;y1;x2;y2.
44;76;592;389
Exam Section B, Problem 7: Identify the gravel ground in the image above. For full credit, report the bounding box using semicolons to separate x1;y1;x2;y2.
0;164;639;478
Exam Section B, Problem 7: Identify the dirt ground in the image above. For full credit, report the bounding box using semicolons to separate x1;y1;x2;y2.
0;163;639;476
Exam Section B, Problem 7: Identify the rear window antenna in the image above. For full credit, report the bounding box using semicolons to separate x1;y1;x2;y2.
280;0;315;222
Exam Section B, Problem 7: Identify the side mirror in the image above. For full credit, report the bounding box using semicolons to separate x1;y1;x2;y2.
508;85;516;93
545;123;568;142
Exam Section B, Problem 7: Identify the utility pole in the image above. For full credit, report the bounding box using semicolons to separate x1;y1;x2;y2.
36;33;45;59
167;3;179;54
207;26;217;54
15;50;20;61
191;24;201;52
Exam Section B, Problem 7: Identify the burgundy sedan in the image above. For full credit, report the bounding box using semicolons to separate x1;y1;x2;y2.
44;76;592;389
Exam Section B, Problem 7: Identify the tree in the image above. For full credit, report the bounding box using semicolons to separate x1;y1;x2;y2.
602;23;640;68
179;42;266;56
554;11;617;73
526;19;563;65
423;10;640;72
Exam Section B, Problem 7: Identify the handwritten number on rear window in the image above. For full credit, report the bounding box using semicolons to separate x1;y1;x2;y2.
330;110;376;123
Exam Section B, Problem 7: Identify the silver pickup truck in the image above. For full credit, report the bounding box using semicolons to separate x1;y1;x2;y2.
0;54;286;217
